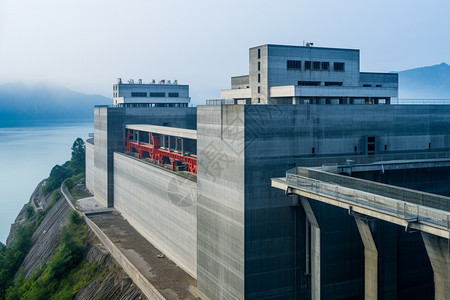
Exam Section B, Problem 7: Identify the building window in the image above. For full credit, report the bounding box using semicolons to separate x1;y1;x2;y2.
313;61;321;70
287;60;301;70
257;86;260;93
322;62;330;70
298;81;321;86
258;61;261;71
258;49;261;59
334;62;345;71
258;98;260;103
168;92;179;97
131;92;147;97
325;82;343;86
258;74;260;83
305;61;312;70
363;84;371;87
149;92;165;97
376;84;382;87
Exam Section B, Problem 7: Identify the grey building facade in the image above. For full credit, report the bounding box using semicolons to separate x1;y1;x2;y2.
221;44;398;105
87;103;450;299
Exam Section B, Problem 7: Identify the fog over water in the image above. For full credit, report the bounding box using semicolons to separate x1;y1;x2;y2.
0;120;92;243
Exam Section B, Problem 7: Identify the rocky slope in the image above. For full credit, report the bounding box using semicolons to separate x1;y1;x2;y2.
5;181;146;299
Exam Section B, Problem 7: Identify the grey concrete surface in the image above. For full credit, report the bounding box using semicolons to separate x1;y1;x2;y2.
421;232;450;300
85;140;95;194
197;105;245;300
113;153;197;277
354;216;378;300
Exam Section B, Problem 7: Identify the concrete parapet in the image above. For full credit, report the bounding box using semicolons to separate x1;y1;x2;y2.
60;185;164;299
83;215;165;300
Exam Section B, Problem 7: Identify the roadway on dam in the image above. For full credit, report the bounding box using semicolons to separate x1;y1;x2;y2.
70;193;199;300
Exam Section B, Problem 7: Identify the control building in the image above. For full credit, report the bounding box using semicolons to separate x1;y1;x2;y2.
86;44;449;300
221;44;398;105
113;78;190;107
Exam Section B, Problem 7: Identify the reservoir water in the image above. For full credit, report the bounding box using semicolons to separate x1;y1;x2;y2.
0;120;93;243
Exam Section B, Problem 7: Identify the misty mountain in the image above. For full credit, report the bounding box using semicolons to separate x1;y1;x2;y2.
398;62;450;99
0;83;111;121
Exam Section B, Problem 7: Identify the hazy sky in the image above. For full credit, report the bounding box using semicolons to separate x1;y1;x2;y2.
0;0;449;105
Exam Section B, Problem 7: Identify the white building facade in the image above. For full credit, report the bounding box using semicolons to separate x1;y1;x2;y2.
113;78;190;107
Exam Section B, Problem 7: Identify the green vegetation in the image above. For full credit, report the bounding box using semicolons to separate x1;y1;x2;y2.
4;211;107;300
0;223;35;298
43;138;86;194
0;188;63;299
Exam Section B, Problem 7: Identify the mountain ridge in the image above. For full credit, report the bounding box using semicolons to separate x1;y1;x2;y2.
0;82;111;121
396;62;450;99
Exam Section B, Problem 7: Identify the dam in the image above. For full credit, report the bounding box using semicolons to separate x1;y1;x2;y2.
85;44;449;299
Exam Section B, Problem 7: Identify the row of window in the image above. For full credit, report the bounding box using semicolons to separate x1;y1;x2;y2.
130;92;180;97
119;103;188;107
287;60;345;71
298;81;343;86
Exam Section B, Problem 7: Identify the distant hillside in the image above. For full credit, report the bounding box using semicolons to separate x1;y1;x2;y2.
397;63;450;99
0;83;111;121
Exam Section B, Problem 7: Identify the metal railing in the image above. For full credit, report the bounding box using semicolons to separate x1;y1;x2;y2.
393;98;450;105
286;171;450;232
205;99;236;105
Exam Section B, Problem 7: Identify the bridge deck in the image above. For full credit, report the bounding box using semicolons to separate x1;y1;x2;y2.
272;167;450;239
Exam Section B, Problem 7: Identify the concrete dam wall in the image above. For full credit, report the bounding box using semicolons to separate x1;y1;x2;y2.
113;153;197;277
86;139;95;194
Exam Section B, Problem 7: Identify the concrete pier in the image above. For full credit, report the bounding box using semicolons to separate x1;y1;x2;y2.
421;232;450;300
300;197;321;300
354;216;378;300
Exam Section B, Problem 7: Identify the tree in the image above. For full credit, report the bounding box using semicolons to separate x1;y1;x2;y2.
70;138;85;174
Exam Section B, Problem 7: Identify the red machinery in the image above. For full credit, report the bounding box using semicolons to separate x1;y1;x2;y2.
126;129;197;174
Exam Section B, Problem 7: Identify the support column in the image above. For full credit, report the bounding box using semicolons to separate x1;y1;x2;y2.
421;232;449;300
300;197;320;300
181;138;184;156
354;216;378;300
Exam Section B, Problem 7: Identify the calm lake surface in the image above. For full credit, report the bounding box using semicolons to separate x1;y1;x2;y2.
0;120;93;243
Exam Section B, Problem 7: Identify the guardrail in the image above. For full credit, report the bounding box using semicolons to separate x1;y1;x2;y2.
286;172;450;234
392;99;450;105
59;185;166;299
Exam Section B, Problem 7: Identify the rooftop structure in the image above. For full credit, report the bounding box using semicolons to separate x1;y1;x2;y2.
113;78;190;107
221;44;398;105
